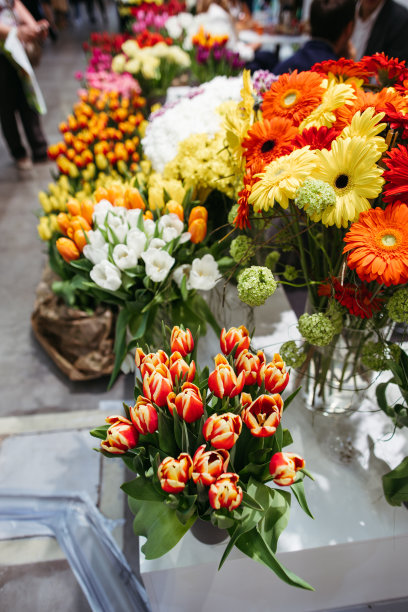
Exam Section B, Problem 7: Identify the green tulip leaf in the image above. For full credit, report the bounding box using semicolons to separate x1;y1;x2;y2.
129;496;196;559
90;424;109;440
382;456;408;506
291;479;314;519
122;476;165;501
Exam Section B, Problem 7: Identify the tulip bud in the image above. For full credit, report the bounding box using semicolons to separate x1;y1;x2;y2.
188;218;207;244
235;349;263;386
208;354;245;399
37;217;52;241
169;352;196;384
100;415;139;454
203;413;242;449
241;393;283;437
56;237;80;262
57;212;70;235
137;350;169;378
192;445;229;486
158;453;193;493
220;326;250;357
126;187;146;210
142;363;173;407
257;353;290;394
73;228;88;252
269;452;305;486
171;382;204;423
188;206;208;224
130;395;158;435
166;200;184;221
170;327;194;357
209;473;243;511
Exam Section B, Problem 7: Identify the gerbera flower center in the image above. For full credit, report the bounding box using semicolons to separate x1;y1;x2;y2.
281;89;299;109
261;139;276;153
375;228;402;250
335;174;349;189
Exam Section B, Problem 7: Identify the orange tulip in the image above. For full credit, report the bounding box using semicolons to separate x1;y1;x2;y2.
56;237;80;262
189;206;208;224
166;200;184;221
67;198;81;216
80;199;94;226
57;212;70;235
188;218;207;244
101;415;138;455
94;187;109;203
144;211;153;221
73;228;88;252
209;473;243;510
269;452;305;486
126;187;145;210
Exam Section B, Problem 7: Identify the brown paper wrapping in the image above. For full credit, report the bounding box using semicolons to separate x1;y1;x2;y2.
31;267;116;381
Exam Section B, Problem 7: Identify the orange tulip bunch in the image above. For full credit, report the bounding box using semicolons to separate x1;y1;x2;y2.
47;88;146;181
91;325;313;589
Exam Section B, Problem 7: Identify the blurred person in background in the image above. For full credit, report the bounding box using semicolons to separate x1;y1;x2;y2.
273;0;356;73
0;0;48;169
351;0;408;61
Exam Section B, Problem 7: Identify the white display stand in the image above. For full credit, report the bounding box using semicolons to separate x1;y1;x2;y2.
139;286;408;612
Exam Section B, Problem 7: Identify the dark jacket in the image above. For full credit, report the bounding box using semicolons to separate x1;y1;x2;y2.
273;39;338;75
364;0;408;62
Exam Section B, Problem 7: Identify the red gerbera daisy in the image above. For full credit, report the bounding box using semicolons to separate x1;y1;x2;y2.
384;103;408;139
383;145;408;203
311;58;370;83
242;117;297;169
343;202;408;286
234;159;264;229
360;53;408;88
292;126;339;151
262;70;325;126
318;277;383;318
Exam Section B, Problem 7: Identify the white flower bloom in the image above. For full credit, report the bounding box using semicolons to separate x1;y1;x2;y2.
106;212;128;244
141;248;175;282
126;228;147;258
180;231;191;244
122;39;140;58
113;244;139;270
149;237;166;249
90;260;122;291
121;352;136;374
173;264;192;288
158;213;184;237
126;208;143;228
93;200;114;226
86;229;106;248
189;254;221;291
143;218;156;237
83;243;109;265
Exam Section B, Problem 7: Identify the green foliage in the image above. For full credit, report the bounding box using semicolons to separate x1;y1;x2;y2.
382;457;408;506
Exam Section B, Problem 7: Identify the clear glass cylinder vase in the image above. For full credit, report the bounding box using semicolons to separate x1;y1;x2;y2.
300;328;375;415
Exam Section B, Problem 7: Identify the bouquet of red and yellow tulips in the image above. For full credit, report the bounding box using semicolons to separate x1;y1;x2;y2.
91;325;314;588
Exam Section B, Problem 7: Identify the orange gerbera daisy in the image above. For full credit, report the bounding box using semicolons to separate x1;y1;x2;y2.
383;144;408;203
343;202;408;286
262;70;325;126
311;58;370;84
335;88;407;130
241;117;297;169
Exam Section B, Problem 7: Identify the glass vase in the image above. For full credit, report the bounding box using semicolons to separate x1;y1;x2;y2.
300;328;374;415
190;518;228;545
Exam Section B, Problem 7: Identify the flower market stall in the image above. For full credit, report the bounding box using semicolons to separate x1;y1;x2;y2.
28;10;408;608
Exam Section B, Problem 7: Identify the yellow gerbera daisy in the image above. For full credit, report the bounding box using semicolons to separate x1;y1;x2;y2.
339;107;388;154
299;81;356;132
240;69;256;121
248;147;317;212
310;136;384;228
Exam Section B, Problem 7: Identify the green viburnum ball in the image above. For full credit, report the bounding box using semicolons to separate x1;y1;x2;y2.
228;203;239;225
361;341;401;371
230;235;256;264
295;179;336;216
298;313;336;346
326;300;345;335
283;265;298;281
387;288;408;323
237;266;277;307
265;250;280;271
280;340;306;368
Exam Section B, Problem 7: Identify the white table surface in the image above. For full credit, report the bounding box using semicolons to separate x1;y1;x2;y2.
140;286;408;612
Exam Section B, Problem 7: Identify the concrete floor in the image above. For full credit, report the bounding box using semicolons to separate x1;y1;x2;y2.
0;5;134;418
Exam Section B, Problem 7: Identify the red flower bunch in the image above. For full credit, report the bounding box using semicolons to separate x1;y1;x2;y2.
135;30;173;48
318;276;383;319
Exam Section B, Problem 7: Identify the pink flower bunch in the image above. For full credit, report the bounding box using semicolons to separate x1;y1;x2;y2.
84;71;141;98
131;8;170;33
